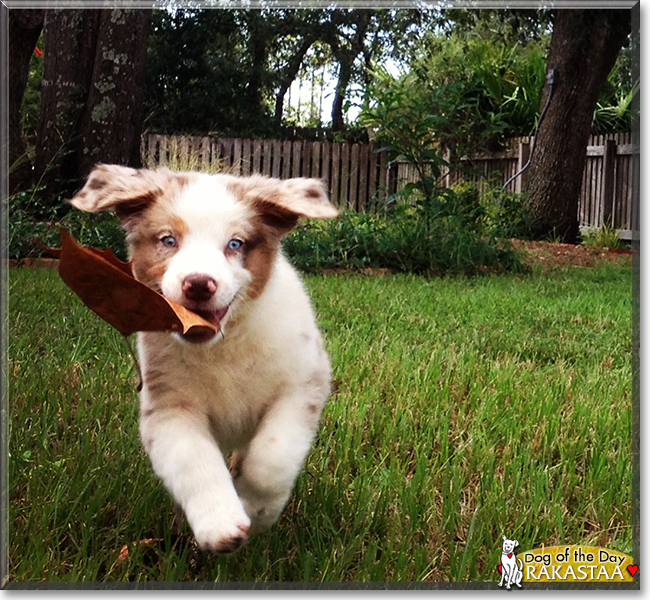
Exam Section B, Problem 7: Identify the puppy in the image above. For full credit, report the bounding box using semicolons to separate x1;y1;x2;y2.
499;535;523;589
70;165;338;552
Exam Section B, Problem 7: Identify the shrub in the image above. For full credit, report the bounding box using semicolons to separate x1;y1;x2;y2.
580;224;623;249
7;191;127;261
285;189;525;276
8;181;524;277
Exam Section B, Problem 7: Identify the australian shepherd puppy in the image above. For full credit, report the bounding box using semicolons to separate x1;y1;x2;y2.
70;165;338;553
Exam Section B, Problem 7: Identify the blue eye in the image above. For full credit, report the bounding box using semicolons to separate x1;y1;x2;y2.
161;235;177;248
227;239;243;251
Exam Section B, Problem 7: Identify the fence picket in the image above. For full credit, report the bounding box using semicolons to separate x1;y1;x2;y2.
321;141;331;190
349;144;359;211
331;143;341;208
359;143;369;211
292;141;302;178
340;143;350;209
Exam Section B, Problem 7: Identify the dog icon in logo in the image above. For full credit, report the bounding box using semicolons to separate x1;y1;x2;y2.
498;535;523;589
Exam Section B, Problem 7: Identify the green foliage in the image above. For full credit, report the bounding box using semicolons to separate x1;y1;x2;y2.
360;68;456;203
593;78;639;135
407;33;549;142
480;185;533;239
8;179;528;277
7;189;126;261
145;9;277;137
359;38;548;226
15;34;44;168
284;188;525;276
580;224;623;249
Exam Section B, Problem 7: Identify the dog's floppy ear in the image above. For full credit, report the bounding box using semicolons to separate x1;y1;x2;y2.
69;164;174;221
277;178;339;220
514;540;519;548
243;176;338;236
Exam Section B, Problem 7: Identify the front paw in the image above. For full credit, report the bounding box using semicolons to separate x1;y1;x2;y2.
187;500;252;553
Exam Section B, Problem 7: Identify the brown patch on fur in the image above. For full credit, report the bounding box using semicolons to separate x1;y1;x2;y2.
88;177;108;190
256;401;270;424
224;173;336;232
218;173;336;298
305;185;322;199
307;403;320;415
243;230;280;300
129;238;171;291
175;398;193;412
114;191;160;223
124;178;198;289
70;165;197;226
229;451;244;479
143;367;176;398
170;215;189;238
142;407;155;418
140;261;168;290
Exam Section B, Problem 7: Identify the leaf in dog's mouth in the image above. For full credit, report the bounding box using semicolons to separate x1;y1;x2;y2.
46;229;220;340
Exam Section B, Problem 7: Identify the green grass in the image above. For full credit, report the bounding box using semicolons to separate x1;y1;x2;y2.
6;263;632;583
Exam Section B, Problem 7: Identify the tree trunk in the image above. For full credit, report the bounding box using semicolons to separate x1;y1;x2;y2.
330;11;371;132
524;9;630;243
8;9;44;195
34;8;150;209
34;9;102;204
243;12;269;127
273;34;317;126
78;8;151;177
331;57;353;132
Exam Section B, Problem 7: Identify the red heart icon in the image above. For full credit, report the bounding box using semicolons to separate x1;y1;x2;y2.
508;553;513;558
627;565;638;577
497;565;503;573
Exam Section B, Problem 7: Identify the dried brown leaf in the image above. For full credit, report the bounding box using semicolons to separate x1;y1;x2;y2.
55;229;218;339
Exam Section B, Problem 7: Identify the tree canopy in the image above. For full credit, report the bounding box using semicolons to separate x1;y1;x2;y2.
10;5;636;237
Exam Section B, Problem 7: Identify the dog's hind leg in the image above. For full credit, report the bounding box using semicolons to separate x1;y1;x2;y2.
515;559;523;587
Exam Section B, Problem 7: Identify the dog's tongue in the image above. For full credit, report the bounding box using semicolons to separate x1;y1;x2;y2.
193;306;228;325
181;306;228;343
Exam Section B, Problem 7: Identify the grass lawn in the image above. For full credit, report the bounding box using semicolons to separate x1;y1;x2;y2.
6;261;632;584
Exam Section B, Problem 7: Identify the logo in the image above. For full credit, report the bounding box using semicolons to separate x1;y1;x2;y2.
498;535;523;589
496;538;638;586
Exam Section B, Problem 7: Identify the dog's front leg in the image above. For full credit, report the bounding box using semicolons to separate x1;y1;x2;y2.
140;406;250;552
232;393;324;535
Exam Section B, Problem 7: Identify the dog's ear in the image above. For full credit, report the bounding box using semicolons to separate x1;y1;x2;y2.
69;164;177;222
242;176;338;236
502;535;507;542
514;540;519;548
278;178;339;220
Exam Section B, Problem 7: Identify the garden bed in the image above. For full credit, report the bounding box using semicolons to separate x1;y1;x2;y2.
512;240;632;269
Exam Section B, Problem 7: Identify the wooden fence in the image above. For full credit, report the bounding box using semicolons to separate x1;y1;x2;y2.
440;132;639;238
142;134;394;213
143;132;639;237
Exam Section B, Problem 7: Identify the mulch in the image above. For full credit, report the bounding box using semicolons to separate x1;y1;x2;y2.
6;257;60;270
512;240;633;269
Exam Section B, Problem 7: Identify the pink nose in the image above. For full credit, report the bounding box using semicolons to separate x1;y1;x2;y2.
182;274;217;302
